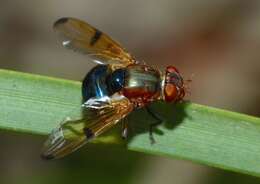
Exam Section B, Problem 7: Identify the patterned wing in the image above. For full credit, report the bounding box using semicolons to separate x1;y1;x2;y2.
41;94;133;160
54;17;135;68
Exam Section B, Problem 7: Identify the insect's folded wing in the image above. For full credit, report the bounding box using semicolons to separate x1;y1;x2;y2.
41;94;133;160
54;17;135;68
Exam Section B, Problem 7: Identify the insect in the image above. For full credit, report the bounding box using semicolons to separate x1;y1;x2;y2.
41;17;186;159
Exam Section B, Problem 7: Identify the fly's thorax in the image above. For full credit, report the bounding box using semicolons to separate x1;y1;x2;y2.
122;64;161;107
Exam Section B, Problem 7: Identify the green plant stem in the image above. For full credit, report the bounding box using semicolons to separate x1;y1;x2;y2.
0;69;260;176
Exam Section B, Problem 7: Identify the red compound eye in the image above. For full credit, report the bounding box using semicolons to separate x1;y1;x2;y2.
164;83;178;102
166;66;179;73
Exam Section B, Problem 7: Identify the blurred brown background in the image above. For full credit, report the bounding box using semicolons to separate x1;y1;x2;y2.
1;0;260;184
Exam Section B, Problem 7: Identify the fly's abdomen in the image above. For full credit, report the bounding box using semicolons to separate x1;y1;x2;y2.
106;68;126;93
82;65;127;102
123;65;161;105
82;65;112;101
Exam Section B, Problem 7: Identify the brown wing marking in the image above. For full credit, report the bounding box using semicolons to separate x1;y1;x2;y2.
41;94;133;160
54;17;135;68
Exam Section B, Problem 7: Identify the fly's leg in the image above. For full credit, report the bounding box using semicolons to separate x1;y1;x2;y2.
121;118;128;139
146;106;163;144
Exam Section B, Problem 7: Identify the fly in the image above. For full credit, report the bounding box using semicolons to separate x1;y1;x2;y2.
41;17;187;159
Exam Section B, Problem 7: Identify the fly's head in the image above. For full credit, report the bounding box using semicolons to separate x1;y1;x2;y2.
161;66;186;103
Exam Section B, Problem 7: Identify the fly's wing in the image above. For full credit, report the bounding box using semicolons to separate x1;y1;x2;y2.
41;94;133;160
54;17;135;68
